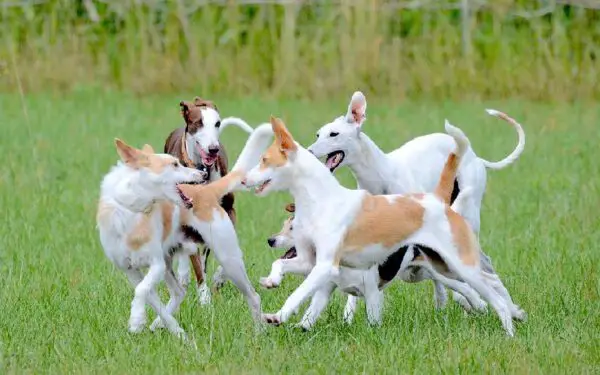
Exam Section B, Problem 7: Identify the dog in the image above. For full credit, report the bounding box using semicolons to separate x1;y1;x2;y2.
265;203;384;329
164;97;255;305
265;189;478;328
243;116;525;336
306;92;524;310
98;124;273;337
96;139;206;338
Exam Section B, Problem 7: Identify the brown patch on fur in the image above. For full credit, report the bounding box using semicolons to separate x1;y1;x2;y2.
126;212;153;250
189;253;204;285
115;138;178;173
434;153;459;204
285;203;295;213
96;200;114;225
271;116;297;152
340;194;425;255
160;202;173;242
179;97;219;135
446;207;480;266
178;171;244;222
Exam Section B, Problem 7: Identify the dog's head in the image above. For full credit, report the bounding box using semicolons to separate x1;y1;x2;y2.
267;203;296;249
115;139;206;208
244;116;299;196
180;97;222;167
307;91;367;172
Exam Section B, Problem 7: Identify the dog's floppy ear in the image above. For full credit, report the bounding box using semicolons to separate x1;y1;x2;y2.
141;144;155;154
193;96;218;112
115;138;143;166
180;100;193;118
285;203;295;213
270;116;297;153
345;91;367;126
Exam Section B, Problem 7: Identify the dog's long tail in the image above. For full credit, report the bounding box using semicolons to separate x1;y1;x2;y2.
219;117;254;135
434;120;470;205
478;109;525;170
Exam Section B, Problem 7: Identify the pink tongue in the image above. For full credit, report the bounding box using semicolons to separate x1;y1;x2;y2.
326;157;336;169
199;147;216;165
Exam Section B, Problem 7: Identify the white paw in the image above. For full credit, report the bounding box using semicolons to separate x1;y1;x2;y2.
173;327;187;341
149;317;165;331
512;306;527;322
294;322;312;331
259;277;280;289
197;283;212;305
128;315;146;333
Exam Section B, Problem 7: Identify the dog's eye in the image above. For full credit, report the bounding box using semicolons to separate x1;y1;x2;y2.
172;161;179;168
329;132;339;137
215;121;221;128
289;225;293;231
261;157;267;164
315;132;319;139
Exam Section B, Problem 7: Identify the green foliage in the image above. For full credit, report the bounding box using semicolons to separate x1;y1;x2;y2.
0;1;599;99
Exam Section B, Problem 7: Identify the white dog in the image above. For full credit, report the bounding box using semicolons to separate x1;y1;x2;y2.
306;92;525;312
97;125;272;337
243;116;525;336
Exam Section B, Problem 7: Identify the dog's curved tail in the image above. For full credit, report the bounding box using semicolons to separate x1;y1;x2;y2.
434;121;470;204
478;109;525;170
220;117;254;135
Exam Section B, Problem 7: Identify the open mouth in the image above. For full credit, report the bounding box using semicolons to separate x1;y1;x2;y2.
325;151;345;172
254;179;272;194
198;147;218;166
176;185;194;209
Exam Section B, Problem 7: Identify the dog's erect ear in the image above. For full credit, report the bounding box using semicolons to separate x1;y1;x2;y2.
285;203;296;213
115;138;142;166
345;91;367;126
270;116;297;153
141;144;155;154
193;96;218;112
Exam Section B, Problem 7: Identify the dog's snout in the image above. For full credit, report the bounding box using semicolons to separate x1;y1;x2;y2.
267;238;276;247
208;146;220;156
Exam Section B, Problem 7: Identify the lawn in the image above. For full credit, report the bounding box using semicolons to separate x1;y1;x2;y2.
0;89;598;374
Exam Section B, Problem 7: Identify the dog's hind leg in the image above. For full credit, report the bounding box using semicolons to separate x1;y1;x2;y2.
176;251;191;289
482;271;526;321
432;280;449;309
343;295;358;324
149;257;187;332
193;216;262;324
125;263;185;338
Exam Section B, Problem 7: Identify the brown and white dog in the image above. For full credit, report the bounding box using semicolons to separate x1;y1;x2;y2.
243;116;525;336
164;97;254;304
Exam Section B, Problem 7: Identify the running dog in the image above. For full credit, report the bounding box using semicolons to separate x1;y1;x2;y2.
306;92;524;311
164;97;254;305
243;116;525;336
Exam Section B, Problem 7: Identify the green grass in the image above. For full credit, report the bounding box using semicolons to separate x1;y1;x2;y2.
0;90;598;374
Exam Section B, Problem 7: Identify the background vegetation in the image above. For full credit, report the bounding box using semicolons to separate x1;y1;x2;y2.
1;0;599;100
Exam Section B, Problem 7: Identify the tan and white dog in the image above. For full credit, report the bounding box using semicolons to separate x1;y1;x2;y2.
97;124;273;337
243;116;525;336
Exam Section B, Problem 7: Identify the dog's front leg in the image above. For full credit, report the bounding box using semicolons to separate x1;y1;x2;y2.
260;239;314;289
343;295;358;324
263;261;336;325
297;282;336;330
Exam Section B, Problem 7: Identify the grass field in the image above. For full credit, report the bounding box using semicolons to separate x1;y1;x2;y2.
0;89;598;374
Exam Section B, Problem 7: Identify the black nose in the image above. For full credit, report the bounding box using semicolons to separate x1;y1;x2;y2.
208;146;220;156
267;238;276;247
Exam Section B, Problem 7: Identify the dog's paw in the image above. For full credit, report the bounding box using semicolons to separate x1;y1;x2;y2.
128;316;146;334
512;306;528;322
259;277;280;289
173;327;187;341
149;317;165;331
293;322;311;332
197;283;212;305
262;313;282;326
